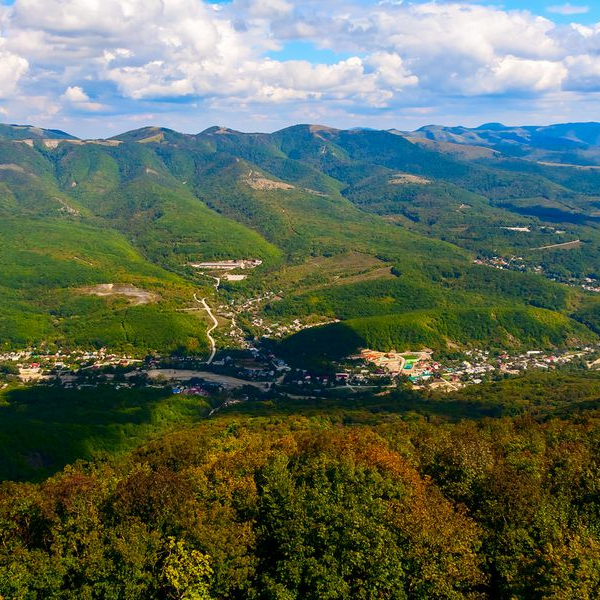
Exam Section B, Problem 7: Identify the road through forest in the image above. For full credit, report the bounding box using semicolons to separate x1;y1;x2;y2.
194;294;219;364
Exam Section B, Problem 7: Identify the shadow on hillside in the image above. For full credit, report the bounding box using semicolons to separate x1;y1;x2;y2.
278;321;366;367
0;386;205;483
224;386;509;423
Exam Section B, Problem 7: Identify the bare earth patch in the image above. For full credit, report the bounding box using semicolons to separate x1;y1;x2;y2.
309;125;339;134
389;173;431;185
537;161;600;170
42;140;63;149
81;284;160;305
243;170;295;190
531;240;582;251
308;124;340;141
138;131;165;144
55;197;80;216
223;274;247;281
14;140;34;147
42;139;122;149
303;188;329;197
0;163;26;173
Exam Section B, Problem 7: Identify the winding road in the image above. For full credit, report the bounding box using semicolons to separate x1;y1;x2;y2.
194;294;219;364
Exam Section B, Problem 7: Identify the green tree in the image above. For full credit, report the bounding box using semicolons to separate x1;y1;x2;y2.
163;537;213;600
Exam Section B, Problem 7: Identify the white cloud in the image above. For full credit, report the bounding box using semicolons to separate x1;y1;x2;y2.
548;4;589;16
0;36;28;99
470;56;567;94
564;54;600;91
61;85;89;103
60;85;106;112
0;0;599;133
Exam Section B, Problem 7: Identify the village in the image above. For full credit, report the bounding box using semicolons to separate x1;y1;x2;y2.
212;289;341;346
2;340;599;400
340;346;598;391
474;255;600;293
1;247;599;397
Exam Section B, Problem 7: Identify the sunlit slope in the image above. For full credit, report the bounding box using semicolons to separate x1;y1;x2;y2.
55;129;470;268
0;124;76;141
0;137;279;352
271;258;595;359
280;307;595;365
53;141;282;268
0;217;212;353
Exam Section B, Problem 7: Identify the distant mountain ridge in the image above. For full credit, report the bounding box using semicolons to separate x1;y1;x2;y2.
5;120;600;158
404;121;600;165
0;123;77;140
4;119;600;144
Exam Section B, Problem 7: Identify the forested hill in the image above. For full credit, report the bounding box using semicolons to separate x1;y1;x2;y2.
2;395;600;598
3;121;600;356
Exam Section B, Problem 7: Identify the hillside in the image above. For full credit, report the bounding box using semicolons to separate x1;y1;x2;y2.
0;123;77;141
3;120;600;597
406;121;600;164
2;395;600;598
2;122;600;357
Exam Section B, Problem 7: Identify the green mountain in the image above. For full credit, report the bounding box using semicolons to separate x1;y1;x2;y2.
1;121;600;357
0;123;77;141
4;121;600;600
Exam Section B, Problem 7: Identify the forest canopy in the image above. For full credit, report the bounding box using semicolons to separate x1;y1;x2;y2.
1;405;600;599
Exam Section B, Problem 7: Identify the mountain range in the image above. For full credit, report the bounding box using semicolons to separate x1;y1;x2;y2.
3;121;600;359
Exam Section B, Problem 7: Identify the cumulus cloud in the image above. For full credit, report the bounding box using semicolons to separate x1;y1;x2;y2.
564;54;600;91
61;86;89;103
0;0;599;133
470;56;568;95
0;38;28;100
60;85;106;112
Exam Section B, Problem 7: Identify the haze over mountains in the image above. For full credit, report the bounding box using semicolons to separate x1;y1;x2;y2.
405;121;600;165
3;120;600;359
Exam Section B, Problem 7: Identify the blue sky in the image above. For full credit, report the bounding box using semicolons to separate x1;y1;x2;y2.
467;1;598;23
0;0;600;137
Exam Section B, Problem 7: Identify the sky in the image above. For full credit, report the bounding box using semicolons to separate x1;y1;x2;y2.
1;0;600;137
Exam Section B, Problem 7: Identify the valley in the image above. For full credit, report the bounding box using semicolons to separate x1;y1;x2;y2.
5;120;600;598
4;120;600;388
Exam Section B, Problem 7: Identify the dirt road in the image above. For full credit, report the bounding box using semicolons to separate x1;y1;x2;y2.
194;294;219;364
146;369;269;390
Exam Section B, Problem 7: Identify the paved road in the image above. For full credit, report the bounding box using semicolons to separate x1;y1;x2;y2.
194;294;219;364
